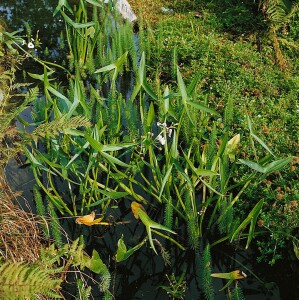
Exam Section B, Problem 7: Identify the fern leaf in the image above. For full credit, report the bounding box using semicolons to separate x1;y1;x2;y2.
0;262;62;299
76;279;92;300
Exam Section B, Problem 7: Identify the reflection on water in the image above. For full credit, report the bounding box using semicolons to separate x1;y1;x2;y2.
0;0;61;34
4;156;35;203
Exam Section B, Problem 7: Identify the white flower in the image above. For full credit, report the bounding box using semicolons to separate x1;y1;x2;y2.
157;122;167;128
28;42;35;49
156;134;166;146
157;121;173;138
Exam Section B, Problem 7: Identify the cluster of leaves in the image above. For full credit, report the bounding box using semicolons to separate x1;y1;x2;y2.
0;262;62;299
142;0;299;266
1;0;298;298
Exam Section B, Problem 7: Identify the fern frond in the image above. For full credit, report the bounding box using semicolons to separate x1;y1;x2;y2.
261;0;299;28
76;279;92;300
0;262;62;299
32;114;91;138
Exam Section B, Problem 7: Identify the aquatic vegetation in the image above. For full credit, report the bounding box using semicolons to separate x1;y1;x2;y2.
18;0;293;292
1;0;298;298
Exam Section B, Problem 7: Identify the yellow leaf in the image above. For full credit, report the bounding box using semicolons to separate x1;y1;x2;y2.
75;211;104;226
231;270;247;280
131;201;146;219
293;241;299;260
211;270;247;280
226;134;240;161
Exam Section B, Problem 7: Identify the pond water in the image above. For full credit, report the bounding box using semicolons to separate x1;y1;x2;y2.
1;1;296;299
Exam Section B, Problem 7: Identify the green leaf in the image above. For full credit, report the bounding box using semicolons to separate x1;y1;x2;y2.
239;157;292;175
187;101;220;116
251;133;275;157
89;191;129;207
159;164;173;199
53;0;73;16
94;63;116;73
23;148;53;174
28;71;54;81
231;199;264;248
66;141;89;167
60;11;95;28
95;190;128;199
238;159;265;173
84;133;103;152
293;240;299;260
47;85;70;105
170;130;178;159
187;70;201;94
183;151;217;176
101;142;135;152
163;86;170;115
89;250;106;274
114;51;128;69
116;235;127;262
94;52;128;74
86;0;104;7
130;81;142;102
101;151;130;167
139;52;146;83
143;80;158;101
172;158;194;191
147;102;155;127
116;235;146;262
138;208;176;254
177;67;188;105
263;157;293;174
246;114;253;133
